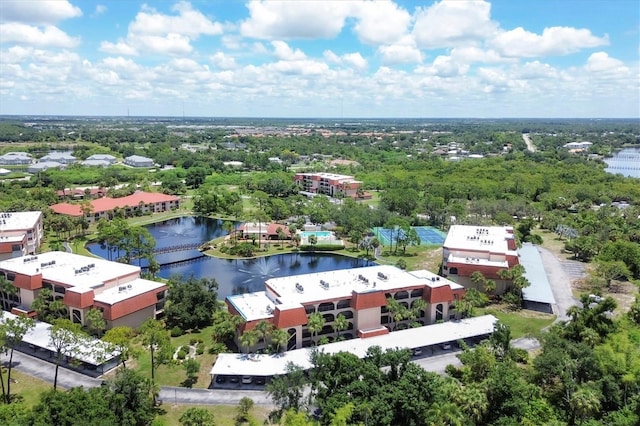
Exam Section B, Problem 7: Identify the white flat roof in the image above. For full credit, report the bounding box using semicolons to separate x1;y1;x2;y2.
227;291;274;322
210;315;497;377
408;269;465;290
447;254;509;268
93;278;166;305
296;172;360;182
0;251;140;293
0;312;120;366
444;225;516;256
0;211;41;232
265;265;428;306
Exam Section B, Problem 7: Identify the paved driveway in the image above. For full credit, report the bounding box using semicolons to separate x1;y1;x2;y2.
538;247;581;321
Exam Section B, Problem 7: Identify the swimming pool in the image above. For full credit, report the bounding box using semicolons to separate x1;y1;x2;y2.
300;231;332;238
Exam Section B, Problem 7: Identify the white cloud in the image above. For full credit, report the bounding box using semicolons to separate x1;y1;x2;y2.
129;2;222;38
0;23;80;48
241;0;351;39
323;50;367;70
93;5;107;17
585;52;631;78
0;0;82;24
271;40;306;61
210;52;237;70
99;40;139;56
490;26;609;57
417;55;470;78
378;36;423;65
413;0;498;49
351;1;411;45
342;53;367;70
99;2;222;56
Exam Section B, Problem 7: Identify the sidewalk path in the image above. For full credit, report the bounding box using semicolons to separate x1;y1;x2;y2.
158;387;273;406
522;133;536;152
0;350;102;390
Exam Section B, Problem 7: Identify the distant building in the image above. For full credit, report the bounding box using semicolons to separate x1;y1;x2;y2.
442;225;519;294
0;211;43;261
124;155;154;167
294;172;363;199
50;191;180;224
40;152;76;164
83;154;116;167
226;265;465;351
0;251;167;329
563;141;593;151
28;162;66;173
236;222;291;241
85;154;116;163
0;152;32;165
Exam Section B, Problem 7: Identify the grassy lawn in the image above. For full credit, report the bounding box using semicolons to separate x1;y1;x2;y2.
8;369;52;407
132;325;218;389
476;306;556;339
154;403;270;426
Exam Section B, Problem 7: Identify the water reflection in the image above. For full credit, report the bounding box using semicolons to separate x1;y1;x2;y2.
86;216;375;299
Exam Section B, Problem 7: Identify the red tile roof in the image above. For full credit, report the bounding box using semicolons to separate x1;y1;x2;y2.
51;191;180;216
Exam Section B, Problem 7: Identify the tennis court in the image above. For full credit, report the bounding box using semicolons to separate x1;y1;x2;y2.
372;226;446;246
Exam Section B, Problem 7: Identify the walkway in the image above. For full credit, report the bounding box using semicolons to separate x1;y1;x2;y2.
522;133;536;152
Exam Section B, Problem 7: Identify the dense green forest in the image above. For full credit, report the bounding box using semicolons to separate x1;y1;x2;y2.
267;295;640;425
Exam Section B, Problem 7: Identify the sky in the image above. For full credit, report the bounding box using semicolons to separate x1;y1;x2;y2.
0;0;639;118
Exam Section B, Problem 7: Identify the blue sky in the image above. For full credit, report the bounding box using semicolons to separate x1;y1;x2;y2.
1;0;638;118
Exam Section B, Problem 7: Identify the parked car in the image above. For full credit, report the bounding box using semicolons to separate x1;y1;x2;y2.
242;375;252;384
253;376;266;385
229;376;239;384
412;348;423;356
215;375;226;384
441;343;452;350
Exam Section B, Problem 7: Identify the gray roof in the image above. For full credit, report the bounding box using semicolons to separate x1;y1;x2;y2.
28;161;64;171
86;154;116;161
519;243;556;305
41;152;76;161
82;159;111;167
126;155;153;162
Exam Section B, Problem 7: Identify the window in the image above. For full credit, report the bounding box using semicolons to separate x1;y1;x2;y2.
449;267;458;275
54;285;66;295
411;289;423;298
318;302;335;312
436;303;444;322
72;309;82;324
395;291;409;300
305;305;316;315
340;310;354;319
336;299;351;309
322;314;334;323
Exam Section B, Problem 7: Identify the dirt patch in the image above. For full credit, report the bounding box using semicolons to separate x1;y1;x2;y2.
416;247;443;272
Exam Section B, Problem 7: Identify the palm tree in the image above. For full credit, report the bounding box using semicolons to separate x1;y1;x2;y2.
385;297;407;331
454;384;488;424
270;328;289;353
569;387;601;425
470;271;486;290
239;329;259;354
333;313;349;341
0;276;16;311
307;312;325;346
254;320;274;347
426;402;465;426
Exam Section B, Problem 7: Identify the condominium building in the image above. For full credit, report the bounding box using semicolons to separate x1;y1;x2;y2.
50;191;181;224
442;225;519;294
293;172;362;198
226;264;465;351
0;211;43;261
0;251;167;329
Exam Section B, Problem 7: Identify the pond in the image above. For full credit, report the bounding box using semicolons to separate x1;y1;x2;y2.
86;216;375;299
604;147;640;178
